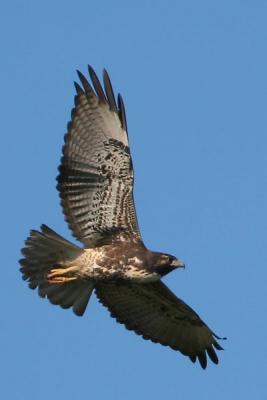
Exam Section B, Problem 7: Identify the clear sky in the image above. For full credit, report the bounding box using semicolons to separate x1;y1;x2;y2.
1;1;267;399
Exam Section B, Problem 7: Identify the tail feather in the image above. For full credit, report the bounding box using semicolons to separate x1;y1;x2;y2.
19;225;94;316
38;280;93;316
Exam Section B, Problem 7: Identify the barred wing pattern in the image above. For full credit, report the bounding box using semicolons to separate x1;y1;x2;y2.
96;281;223;369
57;66;141;246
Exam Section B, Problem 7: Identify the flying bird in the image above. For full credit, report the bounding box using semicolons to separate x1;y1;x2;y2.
20;65;224;369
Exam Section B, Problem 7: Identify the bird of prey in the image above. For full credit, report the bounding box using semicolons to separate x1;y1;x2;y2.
20;65;224;369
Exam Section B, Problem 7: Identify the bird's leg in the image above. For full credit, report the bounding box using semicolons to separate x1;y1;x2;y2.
47;266;78;283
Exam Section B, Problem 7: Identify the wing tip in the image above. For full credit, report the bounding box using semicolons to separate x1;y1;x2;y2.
197;351;207;369
77;70;94;93
117;93;128;133
74;65;128;133
74;81;83;94
102;68;118;113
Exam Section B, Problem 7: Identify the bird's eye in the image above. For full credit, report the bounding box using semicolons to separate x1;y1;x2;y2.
163;255;171;263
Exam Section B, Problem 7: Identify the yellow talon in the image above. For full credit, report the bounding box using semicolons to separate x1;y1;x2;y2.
47;267;77;283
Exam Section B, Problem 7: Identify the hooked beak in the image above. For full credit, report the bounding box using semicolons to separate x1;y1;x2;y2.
171;258;185;269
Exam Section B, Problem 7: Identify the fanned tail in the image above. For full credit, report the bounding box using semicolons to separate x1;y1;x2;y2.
19;224;94;316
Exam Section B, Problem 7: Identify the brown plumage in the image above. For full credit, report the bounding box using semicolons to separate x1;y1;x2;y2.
19;65;225;369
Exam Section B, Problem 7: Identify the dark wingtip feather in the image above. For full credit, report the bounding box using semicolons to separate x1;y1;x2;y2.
213;339;224;351
74;81;83;94
189;355;197;363
77;70;94;93
103;69;118;112
118;93;128;133
72;307;85;317
88;65;107;103
207;346;219;364
41;224;50;232
212;331;227;340
198;351;207;369
75;66;128;134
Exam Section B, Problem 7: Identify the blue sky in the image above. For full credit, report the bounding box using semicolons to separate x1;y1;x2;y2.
2;1;267;398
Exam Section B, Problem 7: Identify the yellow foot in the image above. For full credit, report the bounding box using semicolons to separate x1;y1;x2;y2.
47;267;77;284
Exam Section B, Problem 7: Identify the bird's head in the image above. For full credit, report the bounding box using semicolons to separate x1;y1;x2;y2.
152;253;185;277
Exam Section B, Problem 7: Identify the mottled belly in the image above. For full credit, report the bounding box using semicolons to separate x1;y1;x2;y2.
72;249;159;282
81;263;159;282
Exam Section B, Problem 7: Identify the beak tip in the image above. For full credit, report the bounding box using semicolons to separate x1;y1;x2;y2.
173;259;185;269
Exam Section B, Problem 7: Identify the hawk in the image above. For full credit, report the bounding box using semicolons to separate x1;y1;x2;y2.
20;65;224;369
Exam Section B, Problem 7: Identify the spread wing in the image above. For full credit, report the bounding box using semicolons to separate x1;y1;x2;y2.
95;280;224;369
57;66;141;247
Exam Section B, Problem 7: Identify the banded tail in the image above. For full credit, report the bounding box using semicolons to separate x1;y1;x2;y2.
19;225;94;316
